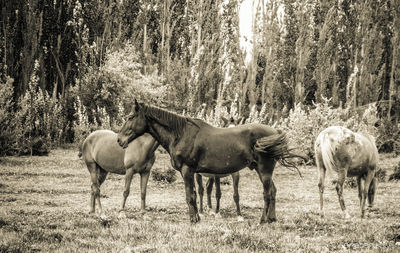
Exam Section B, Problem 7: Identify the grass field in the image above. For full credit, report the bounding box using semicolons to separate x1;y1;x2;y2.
0;148;399;252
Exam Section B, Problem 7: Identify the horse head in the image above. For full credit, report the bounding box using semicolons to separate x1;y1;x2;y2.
117;99;149;148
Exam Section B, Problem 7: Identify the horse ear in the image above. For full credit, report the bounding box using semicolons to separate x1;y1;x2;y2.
134;99;140;112
221;116;228;126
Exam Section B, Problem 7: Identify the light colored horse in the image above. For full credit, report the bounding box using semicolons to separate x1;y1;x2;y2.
314;126;378;219
81;130;159;217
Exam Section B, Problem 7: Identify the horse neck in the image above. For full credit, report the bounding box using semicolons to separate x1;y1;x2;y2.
147;120;176;153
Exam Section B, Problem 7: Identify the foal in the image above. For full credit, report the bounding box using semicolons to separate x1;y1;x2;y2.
314;126;378;219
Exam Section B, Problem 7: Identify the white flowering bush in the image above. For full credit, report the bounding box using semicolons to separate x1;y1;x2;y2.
5;61;66;155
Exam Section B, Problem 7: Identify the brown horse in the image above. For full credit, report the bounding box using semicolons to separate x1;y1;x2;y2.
117;100;305;223
195;116;243;221
81;130;159;217
314;126;379;219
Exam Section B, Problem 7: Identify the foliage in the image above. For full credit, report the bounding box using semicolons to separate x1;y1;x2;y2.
389;161;400;181
0;63;65;156
0;76;16;155
151;166;177;184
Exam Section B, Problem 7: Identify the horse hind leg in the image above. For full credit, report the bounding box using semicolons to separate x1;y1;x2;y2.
255;156;276;224
214;177;221;218
88;162;107;215
195;174;204;213
368;177;377;208
360;170;375;218
206;177;214;212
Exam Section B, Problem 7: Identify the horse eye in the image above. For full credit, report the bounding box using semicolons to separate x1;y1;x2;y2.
128;114;135;120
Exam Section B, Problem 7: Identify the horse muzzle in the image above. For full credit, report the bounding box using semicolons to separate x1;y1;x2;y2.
117;136;129;149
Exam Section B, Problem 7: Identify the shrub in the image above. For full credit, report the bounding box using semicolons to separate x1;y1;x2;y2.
13;61;65;155
389;162;400;181
151;166;177;183
0;76;16;155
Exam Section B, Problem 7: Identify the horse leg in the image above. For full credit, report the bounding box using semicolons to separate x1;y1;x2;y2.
357;176;363;206
181;165;200;223
256;157;276;223
206;177;214;212
120;167;135;213
232;172;243;221
361;170;375;218
316;154;326;217
214;177;221;218
195;174;204;214
139;170;150;213
96;167;108;216
88;162;102;214
336;169;350;219
368;177;377;208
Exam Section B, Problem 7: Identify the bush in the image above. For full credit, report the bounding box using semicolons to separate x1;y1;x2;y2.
389;162;400;181
0;63;65;156
151;166;177;183
0;76;16;155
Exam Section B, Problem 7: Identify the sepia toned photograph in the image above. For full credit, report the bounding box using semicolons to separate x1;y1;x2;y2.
1;0;399;252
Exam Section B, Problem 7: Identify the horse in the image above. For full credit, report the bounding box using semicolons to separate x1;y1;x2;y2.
195;116;243;221
314;126;379;219
117;100;305;223
80;129;159;217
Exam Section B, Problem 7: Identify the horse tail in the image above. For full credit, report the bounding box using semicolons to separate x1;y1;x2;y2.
254;132;307;177
317;132;336;173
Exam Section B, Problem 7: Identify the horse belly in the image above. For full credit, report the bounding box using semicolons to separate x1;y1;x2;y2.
197;147;250;174
93;142;126;174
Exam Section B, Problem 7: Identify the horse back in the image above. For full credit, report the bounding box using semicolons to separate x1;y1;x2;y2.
316;126;378;176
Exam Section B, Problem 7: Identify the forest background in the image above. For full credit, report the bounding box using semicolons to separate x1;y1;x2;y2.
0;0;399;158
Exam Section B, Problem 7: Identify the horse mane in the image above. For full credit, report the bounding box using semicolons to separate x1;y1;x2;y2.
141;103;188;137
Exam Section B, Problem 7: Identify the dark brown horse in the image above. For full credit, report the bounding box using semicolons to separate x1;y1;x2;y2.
117;100;304;223
315;126;378;219
81;130;159;217
195;116;243;221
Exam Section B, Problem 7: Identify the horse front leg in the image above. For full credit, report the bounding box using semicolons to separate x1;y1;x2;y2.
139;169;150;213
195;173;204;213
336;169;350;220
182;165;200;223
232;172;243;221
119;167;135;218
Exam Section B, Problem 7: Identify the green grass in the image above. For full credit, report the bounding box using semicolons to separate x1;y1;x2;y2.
0;148;399;252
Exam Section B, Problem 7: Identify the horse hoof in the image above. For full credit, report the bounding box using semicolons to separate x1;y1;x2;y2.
118;211;127;219
237;216;244;222
267;217;277;223
198;213;204;220
215;213;222;219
